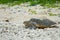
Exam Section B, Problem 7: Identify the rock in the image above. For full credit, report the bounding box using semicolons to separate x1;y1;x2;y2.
5;19;9;22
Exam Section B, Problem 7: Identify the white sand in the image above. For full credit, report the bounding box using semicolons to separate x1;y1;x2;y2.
0;3;60;40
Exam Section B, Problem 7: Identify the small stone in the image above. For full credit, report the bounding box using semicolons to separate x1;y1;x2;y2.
18;10;21;12
5;20;9;22
14;32;17;35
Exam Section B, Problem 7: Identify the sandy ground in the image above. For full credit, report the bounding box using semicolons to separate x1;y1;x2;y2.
0;3;60;40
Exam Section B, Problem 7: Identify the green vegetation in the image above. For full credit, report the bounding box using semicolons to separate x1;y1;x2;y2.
29;9;37;14
0;0;60;7
49;13;57;16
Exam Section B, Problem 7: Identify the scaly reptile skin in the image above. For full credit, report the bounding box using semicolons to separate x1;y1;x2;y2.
23;18;57;29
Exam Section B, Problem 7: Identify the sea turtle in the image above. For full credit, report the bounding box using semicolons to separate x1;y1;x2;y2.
23;18;57;29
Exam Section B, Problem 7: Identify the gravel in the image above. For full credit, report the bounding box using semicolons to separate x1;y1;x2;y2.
0;3;60;40
0;26;60;40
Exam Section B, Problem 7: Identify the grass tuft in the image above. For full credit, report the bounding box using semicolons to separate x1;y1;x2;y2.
0;0;60;7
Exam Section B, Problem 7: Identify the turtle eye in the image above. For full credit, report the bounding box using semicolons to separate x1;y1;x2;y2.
58;22;60;24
